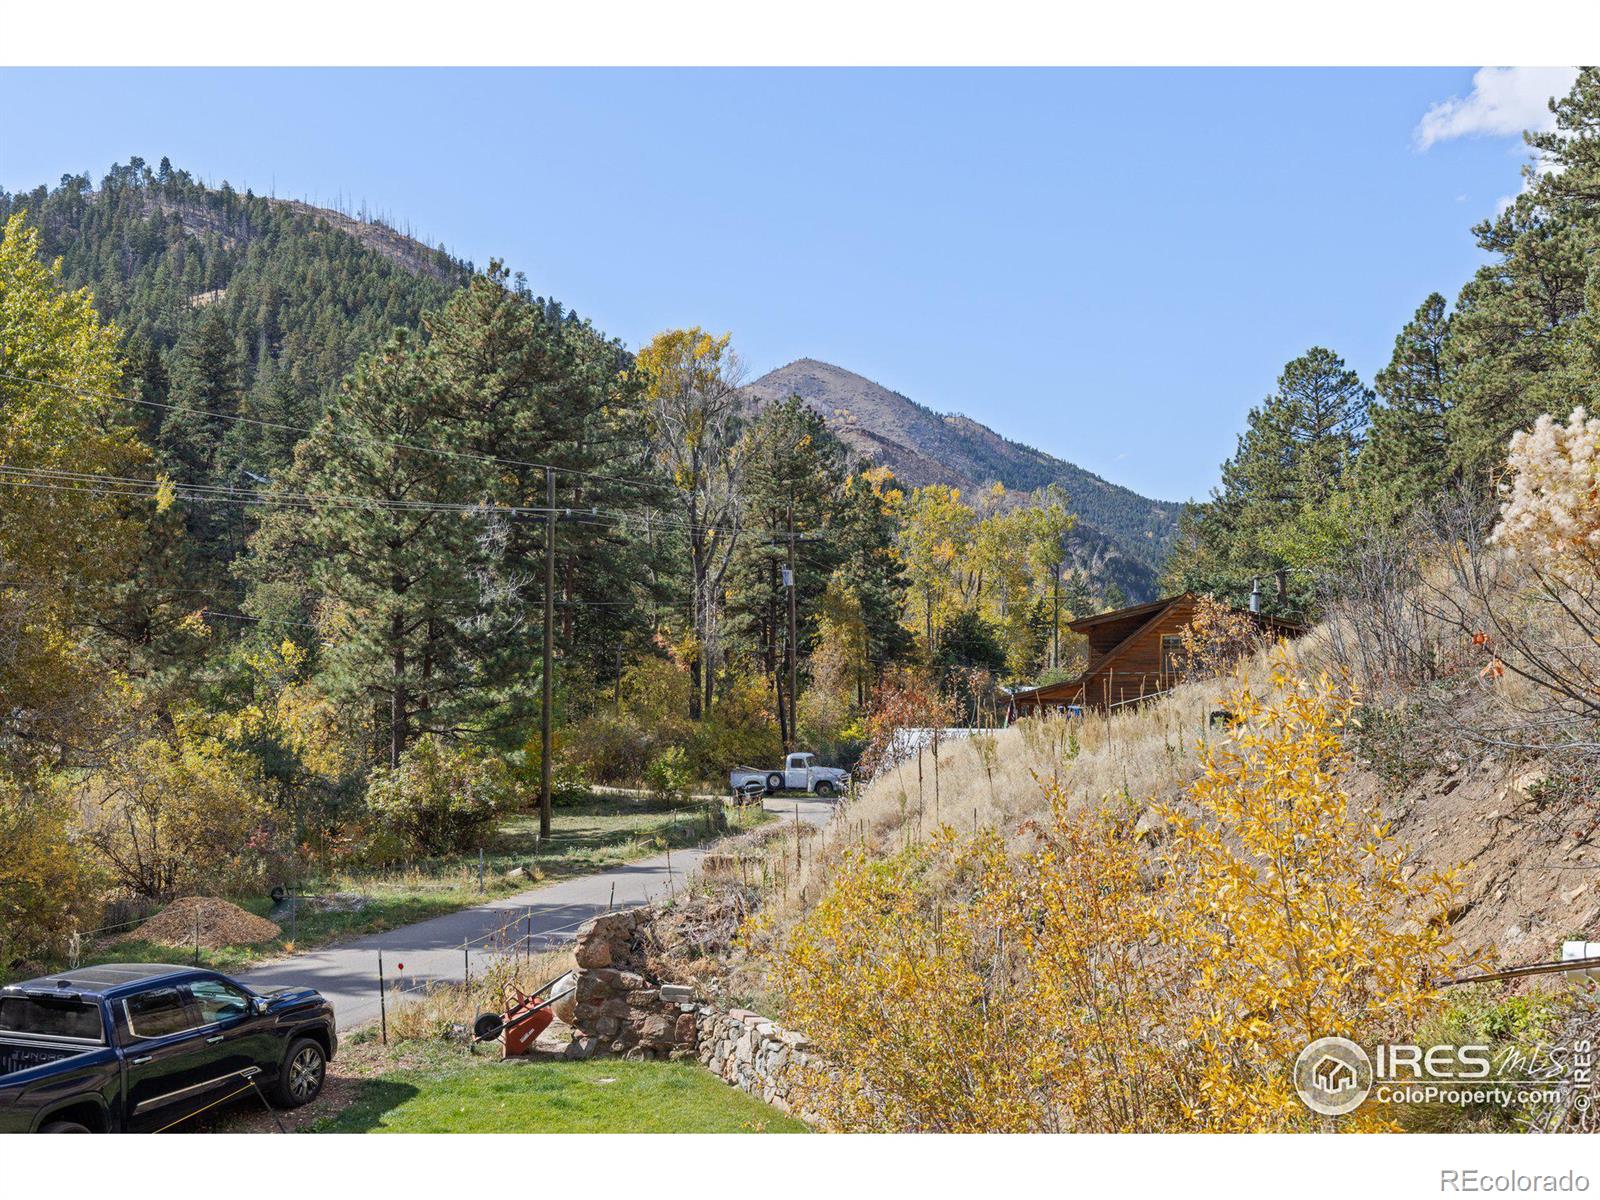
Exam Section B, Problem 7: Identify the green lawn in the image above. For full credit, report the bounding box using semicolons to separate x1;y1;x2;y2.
314;1054;808;1134
19;795;769;984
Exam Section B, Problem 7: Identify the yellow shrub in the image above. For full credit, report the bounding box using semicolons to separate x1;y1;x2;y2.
1159;651;1465;1131
770;650;1464;1132
770;830;1041;1132
81;722;276;900
0;773;104;964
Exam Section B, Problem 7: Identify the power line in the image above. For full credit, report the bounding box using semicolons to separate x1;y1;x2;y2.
0;463;557;517
199;609;323;631
0;462;751;541
0;369;765;539
0;368;668;491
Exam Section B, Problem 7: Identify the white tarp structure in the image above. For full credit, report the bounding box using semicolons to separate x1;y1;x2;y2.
880;726;989;771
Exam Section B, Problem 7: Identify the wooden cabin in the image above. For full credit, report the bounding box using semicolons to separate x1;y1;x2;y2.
1010;592;1303;715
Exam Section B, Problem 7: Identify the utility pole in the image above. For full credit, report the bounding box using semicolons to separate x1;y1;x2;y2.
784;500;798;755
540;466;555;841
1051;563;1061;671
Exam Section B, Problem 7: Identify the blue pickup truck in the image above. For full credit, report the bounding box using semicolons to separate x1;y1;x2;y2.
0;963;336;1133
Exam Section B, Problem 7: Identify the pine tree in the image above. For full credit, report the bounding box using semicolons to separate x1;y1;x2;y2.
1354;293;1454;519
1166;348;1369;614
725;396;851;744
834;468;913;687
248;269;662;766
159;308;247;596
1446;68;1600;485
252;328;501;768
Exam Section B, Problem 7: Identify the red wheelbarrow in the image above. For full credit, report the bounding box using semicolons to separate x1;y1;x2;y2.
472;975;575;1057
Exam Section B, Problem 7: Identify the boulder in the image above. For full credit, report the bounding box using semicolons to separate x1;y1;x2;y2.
641;1013;674;1043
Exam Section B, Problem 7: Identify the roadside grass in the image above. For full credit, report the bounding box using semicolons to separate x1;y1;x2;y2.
1393;983;1573;1133
14;795;770;984
311;1043;807;1133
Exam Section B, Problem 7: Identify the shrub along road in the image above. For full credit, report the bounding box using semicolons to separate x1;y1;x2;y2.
238;793;835;1032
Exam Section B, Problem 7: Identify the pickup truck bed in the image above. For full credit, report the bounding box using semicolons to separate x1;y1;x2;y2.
0;1040;87;1078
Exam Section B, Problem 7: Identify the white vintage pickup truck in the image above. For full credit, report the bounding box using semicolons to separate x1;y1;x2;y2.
729;751;848;798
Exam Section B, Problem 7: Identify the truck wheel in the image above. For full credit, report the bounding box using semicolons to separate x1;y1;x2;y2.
765;773;783;793
272;1037;327;1108
41;1121;90;1133
814;780;835;797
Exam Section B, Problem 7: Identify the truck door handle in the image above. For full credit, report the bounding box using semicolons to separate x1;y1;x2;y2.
131;1055;153;1065
206;1035;225;1044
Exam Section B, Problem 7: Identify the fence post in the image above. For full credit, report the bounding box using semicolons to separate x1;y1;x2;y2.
377;951;388;1045
478;848;485;894
608;882;615;912
193;906;201;965
463;940;471;988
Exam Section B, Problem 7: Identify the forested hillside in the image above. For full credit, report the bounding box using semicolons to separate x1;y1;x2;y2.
0;157;468;485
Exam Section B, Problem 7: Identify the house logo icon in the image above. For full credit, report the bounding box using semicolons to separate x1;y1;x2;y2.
1294;1037;1373;1117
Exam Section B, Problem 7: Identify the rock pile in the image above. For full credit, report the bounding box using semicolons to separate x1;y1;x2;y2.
558;904;823;1124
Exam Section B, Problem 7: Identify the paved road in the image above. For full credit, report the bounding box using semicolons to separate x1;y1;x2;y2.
238;793;835;1032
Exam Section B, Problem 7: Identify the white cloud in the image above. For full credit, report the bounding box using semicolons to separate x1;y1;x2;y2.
1414;66;1579;150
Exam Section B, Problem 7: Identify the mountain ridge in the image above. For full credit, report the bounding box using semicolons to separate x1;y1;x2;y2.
745;357;1179;601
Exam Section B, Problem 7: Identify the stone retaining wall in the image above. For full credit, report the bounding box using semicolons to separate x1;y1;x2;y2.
694;1005;822;1121
563;905;823;1123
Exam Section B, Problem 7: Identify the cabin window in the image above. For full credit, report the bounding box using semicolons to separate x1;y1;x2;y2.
1161;635;1185;674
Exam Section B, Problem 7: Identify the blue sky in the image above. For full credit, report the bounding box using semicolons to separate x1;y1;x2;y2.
0;68;1574;502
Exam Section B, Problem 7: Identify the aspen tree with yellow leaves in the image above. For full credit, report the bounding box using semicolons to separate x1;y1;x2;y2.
1159;652;1465;1131
0;213;146;962
636;328;747;721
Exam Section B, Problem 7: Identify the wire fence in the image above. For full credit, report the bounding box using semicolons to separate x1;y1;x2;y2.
370;908;601;1045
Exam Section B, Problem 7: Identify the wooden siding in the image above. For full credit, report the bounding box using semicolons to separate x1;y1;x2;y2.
1011;593;1302;714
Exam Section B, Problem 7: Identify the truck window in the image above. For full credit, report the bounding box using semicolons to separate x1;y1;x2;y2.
188;978;251;1023
123;987;199;1040
0;995;103;1042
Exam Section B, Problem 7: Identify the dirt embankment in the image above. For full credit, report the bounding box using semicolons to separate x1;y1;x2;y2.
1357;755;1600;968
740;649;1598;984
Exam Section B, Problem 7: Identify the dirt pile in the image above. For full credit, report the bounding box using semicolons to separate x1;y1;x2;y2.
133;897;280;949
